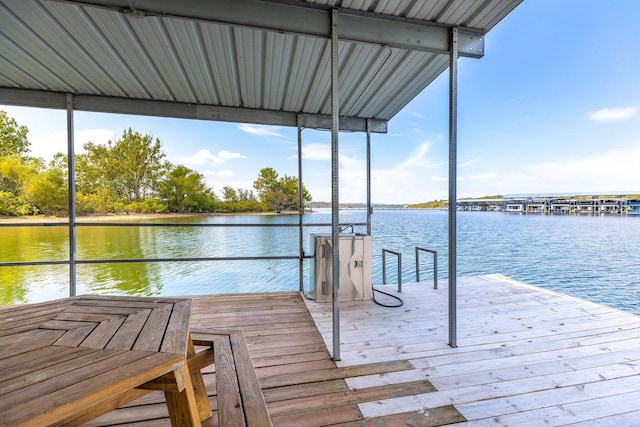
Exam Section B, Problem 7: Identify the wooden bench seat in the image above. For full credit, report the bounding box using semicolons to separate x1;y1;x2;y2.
191;329;272;427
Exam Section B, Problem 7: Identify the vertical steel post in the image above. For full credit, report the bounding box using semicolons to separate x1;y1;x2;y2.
66;94;77;296
448;28;459;348
297;116;304;292
330;8;341;361
366;119;372;235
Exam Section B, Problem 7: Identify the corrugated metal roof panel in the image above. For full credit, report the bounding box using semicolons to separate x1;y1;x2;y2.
0;0;523;130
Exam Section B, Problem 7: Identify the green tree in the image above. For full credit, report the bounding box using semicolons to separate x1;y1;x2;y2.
0;191;36;215
74;143;121;211
75;129;168;208
253;167;280;195
253;167;311;211
23;167;68;215
222;186;239;203
0;110;30;157
158;165;216;212
108;128;167;203
0;155;41;196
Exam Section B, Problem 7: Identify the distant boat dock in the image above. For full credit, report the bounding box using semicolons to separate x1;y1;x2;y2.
457;196;640;215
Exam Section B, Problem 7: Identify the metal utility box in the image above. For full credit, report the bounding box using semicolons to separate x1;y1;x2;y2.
310;233;372;302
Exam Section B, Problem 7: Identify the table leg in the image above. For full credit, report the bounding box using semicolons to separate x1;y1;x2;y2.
164;363;202;427
187;336;213;421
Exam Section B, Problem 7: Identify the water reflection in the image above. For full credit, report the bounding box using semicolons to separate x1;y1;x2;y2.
1;211;639;316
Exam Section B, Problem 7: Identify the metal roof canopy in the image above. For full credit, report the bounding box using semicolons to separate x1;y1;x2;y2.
0;0;519;132
0;0;523;359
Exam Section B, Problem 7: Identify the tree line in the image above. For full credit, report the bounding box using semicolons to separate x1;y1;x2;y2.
0;110;311;216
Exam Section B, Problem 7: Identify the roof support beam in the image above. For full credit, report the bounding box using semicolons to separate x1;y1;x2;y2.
0;88;388;133
49;0;485;58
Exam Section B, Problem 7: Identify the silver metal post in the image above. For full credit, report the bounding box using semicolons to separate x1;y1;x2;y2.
66;94;77;296
330;8;341;361
297;116;304;292
366;119;372;235
448;27;458;348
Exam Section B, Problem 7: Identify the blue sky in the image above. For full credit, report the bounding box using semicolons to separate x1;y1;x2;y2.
2;0;640;204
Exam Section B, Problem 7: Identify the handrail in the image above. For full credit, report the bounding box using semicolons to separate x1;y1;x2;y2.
415;247;438;289
381;248;402;292
0;221;368;228
0;254;316;268
0;221;360;269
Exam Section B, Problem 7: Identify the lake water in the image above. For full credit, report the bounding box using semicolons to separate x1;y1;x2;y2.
1;209;639;315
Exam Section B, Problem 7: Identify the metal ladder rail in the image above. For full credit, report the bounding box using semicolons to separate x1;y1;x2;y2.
381;248;402;292
415;247;438;289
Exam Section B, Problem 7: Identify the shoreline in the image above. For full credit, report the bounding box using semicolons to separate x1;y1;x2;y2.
0;211;303;224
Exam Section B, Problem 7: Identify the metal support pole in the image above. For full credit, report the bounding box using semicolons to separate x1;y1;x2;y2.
330;9;341;361
297;116;304;292
66;94;77;296
448;27;459;348
366;119;372;235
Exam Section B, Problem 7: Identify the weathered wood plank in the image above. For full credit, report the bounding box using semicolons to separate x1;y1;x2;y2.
263;379;349;403
214;335;245;426
341;405;465;427
161;299;192;354
266;379;437;417
2;351;180;426
80;316;126;349
229;331;272;427
269;404;363;427
133;304;173;352
0;328;65;348
0;349;141;410
0;346;85;382
259;360;414;389
54;324;97;346
106;309;152;350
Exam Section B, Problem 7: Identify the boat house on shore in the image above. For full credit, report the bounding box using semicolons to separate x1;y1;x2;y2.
457;195;640;215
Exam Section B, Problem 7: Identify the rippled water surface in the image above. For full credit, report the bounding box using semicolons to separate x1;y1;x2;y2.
2;209;639;315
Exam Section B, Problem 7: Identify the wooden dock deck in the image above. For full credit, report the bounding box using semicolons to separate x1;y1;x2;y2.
306;274;640;426
90;274;640;426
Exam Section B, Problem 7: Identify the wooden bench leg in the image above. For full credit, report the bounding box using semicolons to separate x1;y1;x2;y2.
164;363;202;427
188;336;213;421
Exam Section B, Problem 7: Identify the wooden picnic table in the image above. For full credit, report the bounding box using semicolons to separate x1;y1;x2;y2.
0;295;212;427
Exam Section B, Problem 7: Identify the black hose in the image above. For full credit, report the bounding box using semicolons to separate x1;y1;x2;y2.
373;287;404;307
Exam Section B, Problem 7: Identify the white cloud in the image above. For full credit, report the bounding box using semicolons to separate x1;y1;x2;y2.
237;123;284;137
179;149;245;166
209;170;234;177
180;149;225;166
588;107;638;122
302;143;331;161
218;150;246;160
310;141;441;204
469;172;499;180
457;141;640;197
459;158;479;168
521;142;640;192
31;128;114;160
